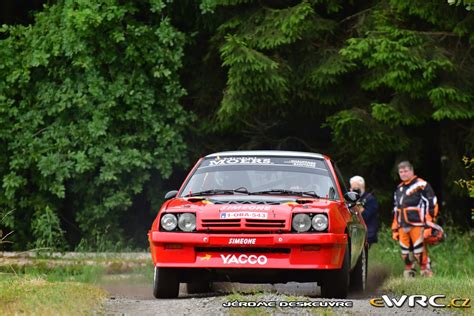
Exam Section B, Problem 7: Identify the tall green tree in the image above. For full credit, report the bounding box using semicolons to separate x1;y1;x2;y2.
1;0;472;250
0;0;191;249
190;0;473;224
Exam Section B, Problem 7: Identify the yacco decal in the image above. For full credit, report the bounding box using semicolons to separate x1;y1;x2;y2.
220;254;268;265
220;205;271;211
228;238;256;245
209;157;273;165
220;212;268;219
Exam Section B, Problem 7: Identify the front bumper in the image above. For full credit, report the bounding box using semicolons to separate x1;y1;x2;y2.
149;232;347;270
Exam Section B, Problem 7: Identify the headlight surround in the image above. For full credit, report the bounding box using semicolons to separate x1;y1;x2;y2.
160;214;178;231
292;214;312;232
312;214;328;231
178;213;196;232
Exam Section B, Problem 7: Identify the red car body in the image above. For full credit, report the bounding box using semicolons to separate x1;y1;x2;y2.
149;151;367;298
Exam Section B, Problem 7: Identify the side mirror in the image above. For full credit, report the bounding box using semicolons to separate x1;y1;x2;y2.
344;191;360;208
164;190;178;200
328;187;336;199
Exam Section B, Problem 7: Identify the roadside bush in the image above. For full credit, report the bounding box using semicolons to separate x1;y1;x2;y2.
0;0;191;250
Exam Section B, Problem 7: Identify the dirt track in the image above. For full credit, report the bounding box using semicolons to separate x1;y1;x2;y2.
0;252;452;315
102;267;449;315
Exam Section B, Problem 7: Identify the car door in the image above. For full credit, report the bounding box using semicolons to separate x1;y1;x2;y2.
333;162;366;268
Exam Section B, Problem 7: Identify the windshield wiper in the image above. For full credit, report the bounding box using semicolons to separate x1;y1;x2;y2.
233;187;250;194
298;191;320;198
184;187;250;197
250;189;320;198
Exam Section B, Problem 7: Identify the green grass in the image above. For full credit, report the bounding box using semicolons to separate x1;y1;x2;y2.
370;226;474;277
0;262;106;283
370;226;474;297
0;257;123;315
0;274;107;315
0;254;157;315
0;254;155;315
0;255;150;283
381;276;473;298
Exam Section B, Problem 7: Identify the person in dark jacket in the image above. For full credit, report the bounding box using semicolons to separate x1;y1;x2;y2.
350;175;379;246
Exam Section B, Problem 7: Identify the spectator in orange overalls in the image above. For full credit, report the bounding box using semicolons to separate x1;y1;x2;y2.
391;161;438;278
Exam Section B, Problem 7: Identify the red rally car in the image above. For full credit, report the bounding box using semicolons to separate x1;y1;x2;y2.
148;151;367;298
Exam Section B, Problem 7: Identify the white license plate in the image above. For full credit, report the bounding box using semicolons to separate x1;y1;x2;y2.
220;212;268;219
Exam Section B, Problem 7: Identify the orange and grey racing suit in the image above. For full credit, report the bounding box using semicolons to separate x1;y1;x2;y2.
391;176;439;272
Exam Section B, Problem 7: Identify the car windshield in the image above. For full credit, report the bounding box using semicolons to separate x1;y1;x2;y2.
180;156;339;200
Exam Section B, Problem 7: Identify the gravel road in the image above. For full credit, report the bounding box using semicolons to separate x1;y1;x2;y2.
0;252;454;315
103;275;451;315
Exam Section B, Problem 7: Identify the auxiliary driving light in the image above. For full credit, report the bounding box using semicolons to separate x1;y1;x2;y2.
312;214;328;231
178;213;196;232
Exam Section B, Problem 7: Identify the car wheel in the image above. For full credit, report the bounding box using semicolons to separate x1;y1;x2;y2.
186;281;213;294
320;243;350;299
350;245;368;293
153;266;179;298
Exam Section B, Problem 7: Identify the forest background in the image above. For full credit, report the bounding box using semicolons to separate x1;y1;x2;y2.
0;0;472;251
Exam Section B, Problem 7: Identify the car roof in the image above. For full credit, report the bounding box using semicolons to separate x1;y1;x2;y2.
205;150;325;159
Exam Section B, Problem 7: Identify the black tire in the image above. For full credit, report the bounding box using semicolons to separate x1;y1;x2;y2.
350;245;368;293
320;243;350;299
153;267;179;298
186;281;213;294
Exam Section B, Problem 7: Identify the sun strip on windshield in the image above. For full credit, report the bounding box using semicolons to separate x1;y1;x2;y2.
199;156;328;172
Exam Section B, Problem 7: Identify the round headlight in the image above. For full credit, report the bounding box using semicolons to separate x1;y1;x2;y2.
292;214;311;232
178;213;196;232
161;214;178;231
312;214;328;231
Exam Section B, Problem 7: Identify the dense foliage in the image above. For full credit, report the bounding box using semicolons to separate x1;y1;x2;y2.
0;0;191;249
189;0;473;224
0;0;472;250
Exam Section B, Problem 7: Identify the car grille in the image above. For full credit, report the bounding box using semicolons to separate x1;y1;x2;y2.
245;219;285;228
199;218;287;231
201;219;240;228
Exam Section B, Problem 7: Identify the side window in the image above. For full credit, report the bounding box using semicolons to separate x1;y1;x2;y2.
333;162;348;194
